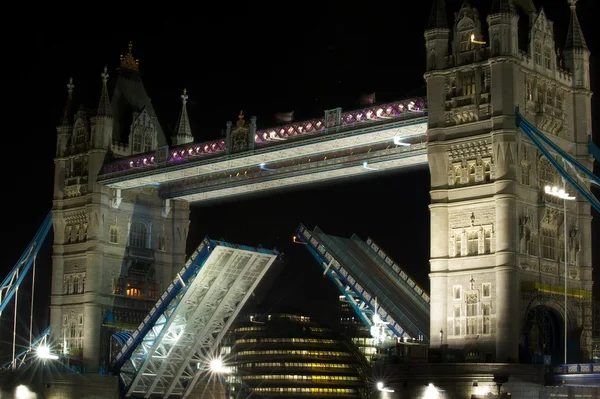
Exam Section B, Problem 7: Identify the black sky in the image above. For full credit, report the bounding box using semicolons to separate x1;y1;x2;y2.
0;0;598;344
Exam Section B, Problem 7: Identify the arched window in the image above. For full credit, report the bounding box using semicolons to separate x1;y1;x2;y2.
74;120;86;145
534;42;542;65
129;222;148;248
543;47;551;69
144;132;153;152
133;133;142;152
460;31;473;52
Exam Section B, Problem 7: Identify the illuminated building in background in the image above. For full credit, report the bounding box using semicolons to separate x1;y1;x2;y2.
225;312;369;398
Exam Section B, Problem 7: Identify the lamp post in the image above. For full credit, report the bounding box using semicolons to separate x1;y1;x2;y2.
545;184;576;364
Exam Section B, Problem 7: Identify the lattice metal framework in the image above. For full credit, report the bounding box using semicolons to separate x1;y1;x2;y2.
296;224;430;344
112;237;279;398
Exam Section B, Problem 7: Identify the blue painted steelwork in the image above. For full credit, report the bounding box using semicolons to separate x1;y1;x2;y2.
515;108;600;213
112;332;133;346
111;237;214;373
0;211;52;315
297;224;430;344
546;363;600;387
0;326;51;369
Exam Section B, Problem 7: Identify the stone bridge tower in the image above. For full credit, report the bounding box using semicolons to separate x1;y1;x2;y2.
52;44;190;372
425;0;592;362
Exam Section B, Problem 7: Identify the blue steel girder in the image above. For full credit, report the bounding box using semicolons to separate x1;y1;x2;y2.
114;237;279;398
0;211;52;315
515;108;600;213
297;224;430;344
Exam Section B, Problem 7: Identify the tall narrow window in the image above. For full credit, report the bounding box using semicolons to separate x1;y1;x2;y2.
454;305;462;336
454;286;462;300
462;74;476;96
526;80;533;101
541;227;557;260
73;276;79;294
521;162;530;186
466;292;479;335
144;132;153;152
468;232;479;255
133;133;142;152
482;304;491;334
455;234;462;257
544;47;551;69
534;42;542;65
556;93;562;110
547;88;553;106
129;222;148;248
109;226;118;244
484;230;491;253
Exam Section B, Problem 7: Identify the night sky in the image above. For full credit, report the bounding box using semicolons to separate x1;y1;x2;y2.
0;0;598;351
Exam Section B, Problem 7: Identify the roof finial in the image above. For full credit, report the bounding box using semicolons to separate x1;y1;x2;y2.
101;66;109;84
569;0;577;8
181;88;188;106
120;41;140;71
236;110;246;127
66;77;74;94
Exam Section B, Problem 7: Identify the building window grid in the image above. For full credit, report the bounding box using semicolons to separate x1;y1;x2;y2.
460;31;474;52
109;226;119;244
544;47;551;69
534;42;542;65
462;74;476;96
540;227;557;260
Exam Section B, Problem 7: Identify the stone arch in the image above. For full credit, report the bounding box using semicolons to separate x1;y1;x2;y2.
520;295;578;363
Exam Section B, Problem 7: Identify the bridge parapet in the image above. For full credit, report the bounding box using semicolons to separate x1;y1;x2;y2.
100;97;427;180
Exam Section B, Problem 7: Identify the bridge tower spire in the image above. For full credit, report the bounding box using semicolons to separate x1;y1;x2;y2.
171;88;194;146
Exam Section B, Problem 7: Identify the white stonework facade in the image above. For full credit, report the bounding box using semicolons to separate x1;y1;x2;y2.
52;50;190;372
426;0;593;362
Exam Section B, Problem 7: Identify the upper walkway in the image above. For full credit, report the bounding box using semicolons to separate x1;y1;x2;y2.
97;97;428;202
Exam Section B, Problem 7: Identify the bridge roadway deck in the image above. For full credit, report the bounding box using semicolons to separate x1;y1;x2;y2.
309;227;429;341
97;111;428;203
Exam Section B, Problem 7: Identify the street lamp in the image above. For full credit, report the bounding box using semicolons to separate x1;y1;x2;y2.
545;184;576;364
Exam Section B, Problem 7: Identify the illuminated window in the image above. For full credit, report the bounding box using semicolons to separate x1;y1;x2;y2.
534;42;542;65
460;31;473;52
462;74;476;96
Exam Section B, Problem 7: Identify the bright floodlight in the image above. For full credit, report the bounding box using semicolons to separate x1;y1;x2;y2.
544;185;576;200
36;345;59;360
376;382;384;390
209;357;230;374
15;385;35;399
393;137;411;146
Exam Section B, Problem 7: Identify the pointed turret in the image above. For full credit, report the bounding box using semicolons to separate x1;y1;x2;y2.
563;0;590;89
487;0;519;56
56;78;74;157
489;0;517;15
564;0;588;51
171;89;194;146
424;0;450;72
97;66;112;117
427;0;448;30
92;66;114;149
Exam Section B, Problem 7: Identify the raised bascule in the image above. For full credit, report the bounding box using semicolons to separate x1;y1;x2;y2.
0;0;598;397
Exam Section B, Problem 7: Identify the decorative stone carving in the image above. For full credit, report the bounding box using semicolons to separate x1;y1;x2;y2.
447;140;494;187
231;111;249;153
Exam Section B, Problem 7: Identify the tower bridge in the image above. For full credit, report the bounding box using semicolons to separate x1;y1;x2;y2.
0;0;598;397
